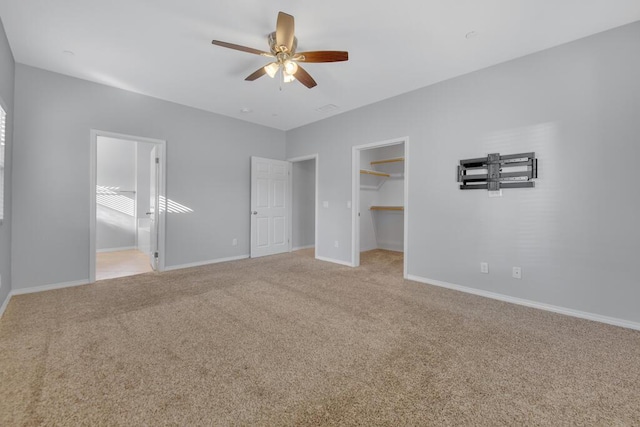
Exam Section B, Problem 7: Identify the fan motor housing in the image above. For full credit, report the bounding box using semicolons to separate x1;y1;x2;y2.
268;31;297;54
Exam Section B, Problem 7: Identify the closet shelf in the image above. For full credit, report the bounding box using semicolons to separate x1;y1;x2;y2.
360;169;390;178
370;206;404;211
370;157;405;166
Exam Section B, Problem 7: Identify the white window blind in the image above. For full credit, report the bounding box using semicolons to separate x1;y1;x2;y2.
0;105;5;222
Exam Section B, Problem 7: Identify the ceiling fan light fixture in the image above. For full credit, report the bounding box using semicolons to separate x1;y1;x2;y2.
264;62;279;78
283;59;298;75
212;12;347;89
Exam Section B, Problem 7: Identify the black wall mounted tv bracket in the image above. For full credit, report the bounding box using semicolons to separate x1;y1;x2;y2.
457;152;537;191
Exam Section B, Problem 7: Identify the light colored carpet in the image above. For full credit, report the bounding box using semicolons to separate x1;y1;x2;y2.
1;249;639;426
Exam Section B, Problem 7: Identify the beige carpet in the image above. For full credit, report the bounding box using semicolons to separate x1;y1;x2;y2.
1;249;639;426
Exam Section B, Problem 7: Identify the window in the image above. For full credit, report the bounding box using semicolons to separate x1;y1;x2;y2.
0;104;5;223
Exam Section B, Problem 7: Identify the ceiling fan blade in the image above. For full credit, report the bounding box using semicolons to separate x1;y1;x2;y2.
276;12;295;52
293;65;317;89
245;66;268;81
211;40;272;57
295;51;349;63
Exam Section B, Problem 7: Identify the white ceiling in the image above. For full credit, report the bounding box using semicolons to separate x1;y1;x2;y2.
1;1;639;130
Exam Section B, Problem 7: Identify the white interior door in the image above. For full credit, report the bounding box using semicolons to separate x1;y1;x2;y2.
251;156;291;258
148;146;159;270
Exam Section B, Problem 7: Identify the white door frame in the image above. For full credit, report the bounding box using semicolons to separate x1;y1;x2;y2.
351;137;409;278
89;130;167;283
287;154;319;257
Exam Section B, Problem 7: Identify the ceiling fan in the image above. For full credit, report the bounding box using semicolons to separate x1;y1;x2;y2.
212;12;348;89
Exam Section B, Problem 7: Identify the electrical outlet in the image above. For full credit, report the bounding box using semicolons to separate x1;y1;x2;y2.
480;262;489;274
232;238;238;246
347;201;352;209
512;267;522;279
323;201;329;208
334;240;339;248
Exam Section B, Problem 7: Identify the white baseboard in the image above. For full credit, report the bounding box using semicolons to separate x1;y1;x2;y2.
1;255;249;316
11;279;91;296
0;291;11;319
315;255;354;267
407;274;640;332
97;246;137;253
165;254;250;271
292;244;315;251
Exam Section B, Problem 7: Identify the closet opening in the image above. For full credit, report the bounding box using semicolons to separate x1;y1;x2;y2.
351;138;408;278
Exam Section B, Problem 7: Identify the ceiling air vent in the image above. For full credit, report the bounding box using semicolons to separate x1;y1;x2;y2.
316;104;339;113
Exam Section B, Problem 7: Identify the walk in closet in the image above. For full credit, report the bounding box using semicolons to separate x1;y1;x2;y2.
359;143;405;252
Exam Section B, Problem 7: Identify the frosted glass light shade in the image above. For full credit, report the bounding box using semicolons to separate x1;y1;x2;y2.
283;60;298;75
264;62;279;78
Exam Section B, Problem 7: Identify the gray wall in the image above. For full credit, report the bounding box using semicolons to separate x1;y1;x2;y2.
12;65;285;289
286;22;640;323
0;17;14;309
291;159;315;249
359;148;379;252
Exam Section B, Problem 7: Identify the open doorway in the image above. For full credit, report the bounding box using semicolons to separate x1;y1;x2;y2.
288;154;318;259
89;131;166;282
249;155;317;259
352;138;409;278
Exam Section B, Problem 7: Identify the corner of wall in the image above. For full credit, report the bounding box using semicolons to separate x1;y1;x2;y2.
0;289;11;319
0;14;16;319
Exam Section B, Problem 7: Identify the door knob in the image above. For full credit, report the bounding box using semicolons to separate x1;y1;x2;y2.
252;211;258;215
